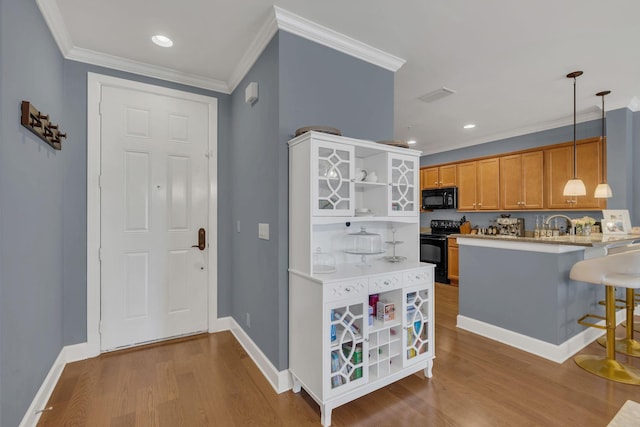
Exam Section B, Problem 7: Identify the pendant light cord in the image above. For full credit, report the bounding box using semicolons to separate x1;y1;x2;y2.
572;75;577;179
596;90;610;184
601;95;605;181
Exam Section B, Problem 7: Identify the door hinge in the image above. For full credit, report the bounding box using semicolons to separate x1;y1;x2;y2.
205;150;213;158
98;102;103;116
98;247;102;261
98;174;102;188
99;320;102;334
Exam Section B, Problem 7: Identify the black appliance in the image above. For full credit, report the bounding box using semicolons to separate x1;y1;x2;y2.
422;187;458;210
420;218;462;284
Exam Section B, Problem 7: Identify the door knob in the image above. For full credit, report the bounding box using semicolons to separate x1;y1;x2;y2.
192;228;206;250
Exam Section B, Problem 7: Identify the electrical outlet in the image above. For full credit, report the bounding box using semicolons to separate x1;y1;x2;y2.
246;312;251;328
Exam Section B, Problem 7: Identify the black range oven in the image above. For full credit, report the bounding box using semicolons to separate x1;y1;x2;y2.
420;219;461;284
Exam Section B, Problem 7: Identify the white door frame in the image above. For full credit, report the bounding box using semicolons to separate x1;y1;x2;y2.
86;72;218;356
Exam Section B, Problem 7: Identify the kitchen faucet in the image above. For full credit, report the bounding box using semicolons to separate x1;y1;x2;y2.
544;214;575;235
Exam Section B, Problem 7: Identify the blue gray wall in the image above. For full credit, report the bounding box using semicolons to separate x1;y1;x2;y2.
228;31;394;370
459;245;598;345
0;0;231;422
420;115;639;231
229;34;281;368
60;61;232;344
0;0;65;425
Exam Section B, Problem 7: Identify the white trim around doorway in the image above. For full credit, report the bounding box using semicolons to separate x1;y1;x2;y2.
86;72;219;357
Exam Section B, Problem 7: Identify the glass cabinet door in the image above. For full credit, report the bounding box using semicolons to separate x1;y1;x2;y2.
388;153;418;216
312;141;354;216
402;285;433;366
325;298;367;396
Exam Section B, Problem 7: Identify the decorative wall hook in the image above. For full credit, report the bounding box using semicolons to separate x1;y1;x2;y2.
21;101;67;150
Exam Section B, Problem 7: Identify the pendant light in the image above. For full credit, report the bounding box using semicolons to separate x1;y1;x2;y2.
562;71;587;196
594;90;613;198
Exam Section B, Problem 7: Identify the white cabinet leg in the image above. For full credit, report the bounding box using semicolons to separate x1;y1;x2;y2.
321;405;332;427
291;375;302;393
424;359;433;378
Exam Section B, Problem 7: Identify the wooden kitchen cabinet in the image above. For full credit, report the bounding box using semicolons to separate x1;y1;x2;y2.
457;158;500;210
447;237;459;285
500;151;544;210
421;165;456;189
545;138;605;210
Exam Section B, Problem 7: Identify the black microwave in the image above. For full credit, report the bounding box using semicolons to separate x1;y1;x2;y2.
422;187;458;210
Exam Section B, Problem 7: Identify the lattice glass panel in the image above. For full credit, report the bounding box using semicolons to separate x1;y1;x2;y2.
390;157;415;213
405;289;430;360
317;147;352;212
329;303;364;389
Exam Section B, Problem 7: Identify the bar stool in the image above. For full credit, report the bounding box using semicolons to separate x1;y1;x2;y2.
622;290;640;333
570;250;640;384
597;286;640;357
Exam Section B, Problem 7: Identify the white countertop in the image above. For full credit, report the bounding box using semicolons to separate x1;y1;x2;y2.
290;260;434;283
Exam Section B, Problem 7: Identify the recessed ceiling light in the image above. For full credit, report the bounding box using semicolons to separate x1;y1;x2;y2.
407;139;417;145
463;124;476;129
152;35;173;48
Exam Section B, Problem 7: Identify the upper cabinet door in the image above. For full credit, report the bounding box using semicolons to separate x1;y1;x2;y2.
388;153;418;216
456;161;477;210
500;154;523;210
422;167;439;189
575;139;606;209
312;140;355;216
477;158;500;210
439;164;457;187
520;151;544;209
544;139;605;210
500;152;543;210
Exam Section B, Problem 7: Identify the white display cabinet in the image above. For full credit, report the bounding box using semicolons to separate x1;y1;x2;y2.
289;132;434;426
303;132;419;222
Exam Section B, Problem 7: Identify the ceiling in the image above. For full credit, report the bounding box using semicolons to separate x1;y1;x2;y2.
41;0;640;155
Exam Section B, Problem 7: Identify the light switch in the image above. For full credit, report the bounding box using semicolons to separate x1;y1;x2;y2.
258;223;269;240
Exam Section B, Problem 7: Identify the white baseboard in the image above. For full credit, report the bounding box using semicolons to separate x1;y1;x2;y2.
21;317;291;426
226;317;292;393
19;348;66;427
456;309;626;364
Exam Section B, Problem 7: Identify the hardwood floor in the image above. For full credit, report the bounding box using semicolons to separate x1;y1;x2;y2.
39;284;640;426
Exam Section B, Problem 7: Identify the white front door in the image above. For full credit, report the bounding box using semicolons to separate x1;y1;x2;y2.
99;85;210;351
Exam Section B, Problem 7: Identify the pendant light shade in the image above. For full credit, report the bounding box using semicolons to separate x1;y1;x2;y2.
594;183;613;198
563;71;586;197
594;90;612;198
564;179;587;196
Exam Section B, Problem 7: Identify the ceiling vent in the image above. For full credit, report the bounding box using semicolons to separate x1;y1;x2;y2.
418;87;456;103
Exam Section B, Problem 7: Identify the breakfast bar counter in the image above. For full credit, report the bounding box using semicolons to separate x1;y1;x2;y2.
453;234;639;363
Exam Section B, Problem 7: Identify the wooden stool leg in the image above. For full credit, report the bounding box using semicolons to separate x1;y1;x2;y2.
574;285;640;384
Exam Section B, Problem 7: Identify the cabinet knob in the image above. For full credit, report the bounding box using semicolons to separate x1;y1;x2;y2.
383;280;390;286
434;181;438;184
478;203;482;207
345;287;352;292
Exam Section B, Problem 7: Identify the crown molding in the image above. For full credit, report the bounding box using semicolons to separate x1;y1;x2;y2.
37;2;404;94
36;0;73;56
67;47;229;93
419;111;602;156
273;6;405;72
227;11;279;92
37;0;229;92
